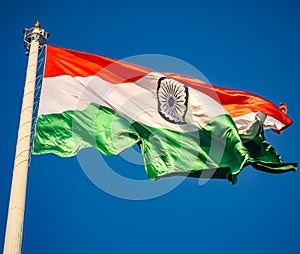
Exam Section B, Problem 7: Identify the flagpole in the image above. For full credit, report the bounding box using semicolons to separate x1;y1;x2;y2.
3;22;48;254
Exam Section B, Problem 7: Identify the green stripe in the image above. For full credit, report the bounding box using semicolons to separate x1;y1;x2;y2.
33;103;296;184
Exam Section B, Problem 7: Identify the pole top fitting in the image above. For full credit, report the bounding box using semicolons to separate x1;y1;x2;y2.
23;22;49;52
34;21;41;28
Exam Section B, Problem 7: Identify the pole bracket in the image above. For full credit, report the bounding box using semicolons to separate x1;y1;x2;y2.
23;22;49;53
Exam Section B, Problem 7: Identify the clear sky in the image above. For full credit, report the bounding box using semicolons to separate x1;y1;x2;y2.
1;0;300;253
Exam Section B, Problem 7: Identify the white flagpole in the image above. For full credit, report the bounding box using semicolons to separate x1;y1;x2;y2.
3;22;48;254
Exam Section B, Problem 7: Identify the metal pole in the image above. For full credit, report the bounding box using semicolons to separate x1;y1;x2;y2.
3;22;48;254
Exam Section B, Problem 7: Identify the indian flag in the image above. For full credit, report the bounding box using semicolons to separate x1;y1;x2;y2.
33;45;297;184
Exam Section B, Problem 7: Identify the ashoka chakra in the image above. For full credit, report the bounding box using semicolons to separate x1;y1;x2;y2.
157;77;189;124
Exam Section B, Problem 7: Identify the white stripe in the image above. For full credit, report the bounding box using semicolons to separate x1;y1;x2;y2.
233;112;285;132
39;72;285;133
38;72;227;132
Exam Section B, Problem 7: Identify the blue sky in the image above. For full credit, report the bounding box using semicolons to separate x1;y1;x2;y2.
1;0;300;253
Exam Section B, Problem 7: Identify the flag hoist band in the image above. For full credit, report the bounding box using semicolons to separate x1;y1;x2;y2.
33;44;296;183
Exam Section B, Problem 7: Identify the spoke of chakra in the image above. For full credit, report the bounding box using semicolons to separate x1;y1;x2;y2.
162;91;170;100
174;105;184;115
162;105;170;112
172;86;180;97
172;108;179;116
165;84;172;94
174;109;184;119
175;99;185;108
175;98;185;103
166;105;173;112
160;92;168;99
173;85;181;97
160;94;168;101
